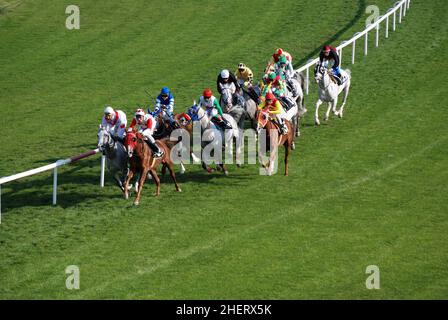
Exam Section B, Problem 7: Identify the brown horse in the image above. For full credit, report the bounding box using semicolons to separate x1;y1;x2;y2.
123;129;181;205
256;108;294;176
152;112;200;174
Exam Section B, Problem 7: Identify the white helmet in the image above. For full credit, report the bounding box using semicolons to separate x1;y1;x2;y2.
238;63;246;69
104;106;114;115
220;69;230;79
135;108;145;117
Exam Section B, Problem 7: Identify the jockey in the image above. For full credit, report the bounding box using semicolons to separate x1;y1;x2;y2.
319;45;342;85
129;108;164;158
262;72;295;111
258;91;288;135
217;69;245;106
235;63;258;103
198;88;231;131
274;55;297;96
235;63;254;88
101;106;127;143
153;87;176;126
265;48;293;73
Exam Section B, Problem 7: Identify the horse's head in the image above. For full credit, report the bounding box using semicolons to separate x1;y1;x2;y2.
256;108;270;133
124;129;139;158
175;113;192;127
186;101;201;122
97;126;112;152
221;87;233;110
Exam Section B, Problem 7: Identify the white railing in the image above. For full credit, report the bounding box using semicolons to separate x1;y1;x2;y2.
0;149;106;222
297;0;411;95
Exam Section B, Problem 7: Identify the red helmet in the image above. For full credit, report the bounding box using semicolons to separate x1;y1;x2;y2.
265;92;275;101
275;48;283;56
324;45;332;52
203;88;212;98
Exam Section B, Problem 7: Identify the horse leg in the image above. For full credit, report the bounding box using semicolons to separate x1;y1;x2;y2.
338;83;350;118
161;163;167;176
179;161;186;174
284;138;290;176
123;169;135;200
134;169;148;205
149;169;161;196
167;162;182;192
202;160;213;173
113;172;124;192
219;163;229;176
315;99;323;125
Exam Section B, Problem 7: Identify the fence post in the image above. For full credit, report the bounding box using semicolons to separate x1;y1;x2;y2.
53;166;58;205
393;10;396;31
305;66;309;95
100;155;106;187
0;184;2;224
352;40;356;64
403;1;407;16
339;48;343;66
386;15;389;38
364;32;368;55
407;0;411;9
375;21;380;47
399;3;403;23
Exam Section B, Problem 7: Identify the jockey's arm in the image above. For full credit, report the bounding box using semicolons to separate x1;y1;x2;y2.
213;98;224;116
257;101;266;110
100;117;108;129
330;50;340;69
270;101;283;114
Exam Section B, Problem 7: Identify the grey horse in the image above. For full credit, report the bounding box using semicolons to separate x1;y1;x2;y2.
97;126;129;191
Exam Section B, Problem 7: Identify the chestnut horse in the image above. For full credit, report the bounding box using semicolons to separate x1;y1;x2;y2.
123;130;181;205
256;109;294;176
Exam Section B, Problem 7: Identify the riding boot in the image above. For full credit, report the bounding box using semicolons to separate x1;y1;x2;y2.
145;138;164;158
276;116;288;135
287;79;298;96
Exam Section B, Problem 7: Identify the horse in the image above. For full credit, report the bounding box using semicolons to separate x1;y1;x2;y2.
256;108;294;176
187;103;239;175
314;61;351;125
123;129;181;205
97;126;128;191
151;111;201;174
220;87;247;166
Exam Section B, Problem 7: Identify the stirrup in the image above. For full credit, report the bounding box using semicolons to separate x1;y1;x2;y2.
153;150;164;158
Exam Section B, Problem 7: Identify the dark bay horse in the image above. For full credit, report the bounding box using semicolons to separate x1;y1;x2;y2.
123;130;181;205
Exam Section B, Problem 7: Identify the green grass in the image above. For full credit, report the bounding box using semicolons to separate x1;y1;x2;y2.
0;0;447;299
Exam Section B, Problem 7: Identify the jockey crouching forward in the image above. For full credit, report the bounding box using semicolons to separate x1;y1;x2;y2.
262;72;296;111
319;45;343;85
101;106;127;144
217;69;245;107
274;55;298;97
198;88;232;131
235;62;259;103
258;91;288;135
129;109;164;158
153;87;176;127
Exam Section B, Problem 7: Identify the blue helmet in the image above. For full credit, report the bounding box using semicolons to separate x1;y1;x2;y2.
161;87;170;95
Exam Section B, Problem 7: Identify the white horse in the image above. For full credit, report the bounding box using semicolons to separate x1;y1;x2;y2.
314;61;351;125
187;102;239;175
97;127;129;191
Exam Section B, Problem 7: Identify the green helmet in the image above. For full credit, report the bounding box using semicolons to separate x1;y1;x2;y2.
279;55;287;64
268;72;276;80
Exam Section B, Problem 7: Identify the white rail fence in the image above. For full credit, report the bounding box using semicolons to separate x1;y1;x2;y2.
0;0;412;221
0;149;106;221
298;0;411;95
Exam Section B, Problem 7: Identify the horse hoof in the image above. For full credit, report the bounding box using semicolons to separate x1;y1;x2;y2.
206;168;214;173
180;170;185;175
291;142;296;150
124;194;129;200
153;193;160;197
315;120;320;126
224;171;229;176
176;188;182;193
236;164;242;168
338;112;343;118
133;201;139;206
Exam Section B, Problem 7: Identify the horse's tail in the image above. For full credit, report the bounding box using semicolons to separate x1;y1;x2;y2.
345;69;351;79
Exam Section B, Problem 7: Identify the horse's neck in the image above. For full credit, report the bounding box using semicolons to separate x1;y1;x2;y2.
198;109;211;129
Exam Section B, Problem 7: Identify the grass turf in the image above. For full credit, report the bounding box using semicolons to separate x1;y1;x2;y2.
0;0;447;299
